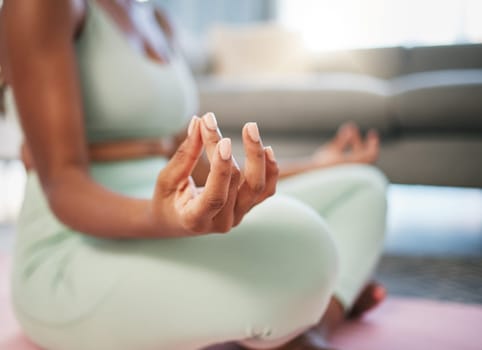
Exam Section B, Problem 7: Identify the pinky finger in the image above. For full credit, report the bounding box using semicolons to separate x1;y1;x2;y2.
233;146;279;227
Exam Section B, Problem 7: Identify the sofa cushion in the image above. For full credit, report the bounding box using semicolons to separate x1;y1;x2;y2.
208;24;310;78
199;73;393;134
405;44;482;74
311;46;407;80
391;69;482;131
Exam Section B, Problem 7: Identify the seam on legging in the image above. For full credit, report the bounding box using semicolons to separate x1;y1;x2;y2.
320;185;367;217
12;277;123;329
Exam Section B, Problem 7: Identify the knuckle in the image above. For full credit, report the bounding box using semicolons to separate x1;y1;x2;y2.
232;217;243;228
218;226;231;234
175;146;197;163
251;182;265;195
267;187;277;197
205;136;219;148
269;168;280;182
183;216;204;233
184;212;206;233
255;149;265;160
174;147;188;160
207;197;226;211
215;221;233;234
219;169;231;179
231;166;241;178
155;176;175;197
188;226;204;234
210;137;219;146
156;175;169;189
230;168;241;183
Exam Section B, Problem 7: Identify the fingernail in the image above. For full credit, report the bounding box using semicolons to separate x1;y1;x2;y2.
246;122;260;143
187;116;198;136
203;112;218;131
265;146;276;162
218;138;232;160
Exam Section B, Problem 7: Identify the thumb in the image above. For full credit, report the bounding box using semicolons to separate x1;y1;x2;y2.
159;116;203;187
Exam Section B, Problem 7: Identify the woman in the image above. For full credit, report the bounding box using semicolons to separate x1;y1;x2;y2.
0;0;387;349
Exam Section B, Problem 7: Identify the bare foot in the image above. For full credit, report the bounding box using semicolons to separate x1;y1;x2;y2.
312;123;380;168
253;281;386;349
348;281;386;319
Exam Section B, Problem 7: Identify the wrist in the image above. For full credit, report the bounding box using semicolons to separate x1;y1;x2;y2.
308;155;321;170
132;199;165;238
142;199;188;238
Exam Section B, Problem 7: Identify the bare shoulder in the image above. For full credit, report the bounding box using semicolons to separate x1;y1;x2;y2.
0;0;87;82
1;0;85;46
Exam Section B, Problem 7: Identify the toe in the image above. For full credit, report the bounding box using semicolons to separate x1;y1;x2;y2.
348;282;386;319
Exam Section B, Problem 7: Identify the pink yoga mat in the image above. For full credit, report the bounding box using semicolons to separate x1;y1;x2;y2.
1;254;481;350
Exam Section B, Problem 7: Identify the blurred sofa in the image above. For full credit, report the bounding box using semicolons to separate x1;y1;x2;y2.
196;37;482;188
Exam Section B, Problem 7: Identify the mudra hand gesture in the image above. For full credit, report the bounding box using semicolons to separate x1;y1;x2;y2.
149;113;279;237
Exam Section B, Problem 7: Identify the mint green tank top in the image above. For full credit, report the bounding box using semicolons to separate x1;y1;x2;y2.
75;1;199;142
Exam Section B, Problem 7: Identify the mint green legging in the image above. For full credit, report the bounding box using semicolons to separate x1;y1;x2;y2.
12;158;387;350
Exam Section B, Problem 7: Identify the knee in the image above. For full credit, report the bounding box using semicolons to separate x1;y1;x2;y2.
280;196;340;292
350;165;388;225
240;195;340;323
327;165;388;250
359;165;388;221
350;165;388;195
245;194;339;280
349;166;388;264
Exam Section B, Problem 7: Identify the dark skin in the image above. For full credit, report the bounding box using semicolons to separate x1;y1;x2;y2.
0;1;384;348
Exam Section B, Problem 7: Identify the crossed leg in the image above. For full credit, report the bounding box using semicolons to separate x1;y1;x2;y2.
233;164;388;350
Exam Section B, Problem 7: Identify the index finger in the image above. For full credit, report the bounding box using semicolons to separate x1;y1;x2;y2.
200;111;240;170
189;138;233;220
157;116;203;189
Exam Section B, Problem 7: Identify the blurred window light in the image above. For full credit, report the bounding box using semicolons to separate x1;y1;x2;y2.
278;0;482;51
155;0;274;35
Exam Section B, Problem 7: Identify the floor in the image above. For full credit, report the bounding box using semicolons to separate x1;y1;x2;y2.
376;255;482;304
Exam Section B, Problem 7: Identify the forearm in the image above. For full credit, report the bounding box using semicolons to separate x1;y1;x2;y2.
278;156;317;179
45;167;159;239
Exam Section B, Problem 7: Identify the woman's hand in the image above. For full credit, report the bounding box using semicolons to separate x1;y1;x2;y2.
311;122;380;168
149;113;279;237
277;122;380;179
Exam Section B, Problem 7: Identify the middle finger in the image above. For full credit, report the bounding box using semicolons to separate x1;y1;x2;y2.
234;122;266;218
200;112;223;163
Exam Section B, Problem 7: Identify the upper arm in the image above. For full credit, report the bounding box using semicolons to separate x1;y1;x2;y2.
2;0;88;187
